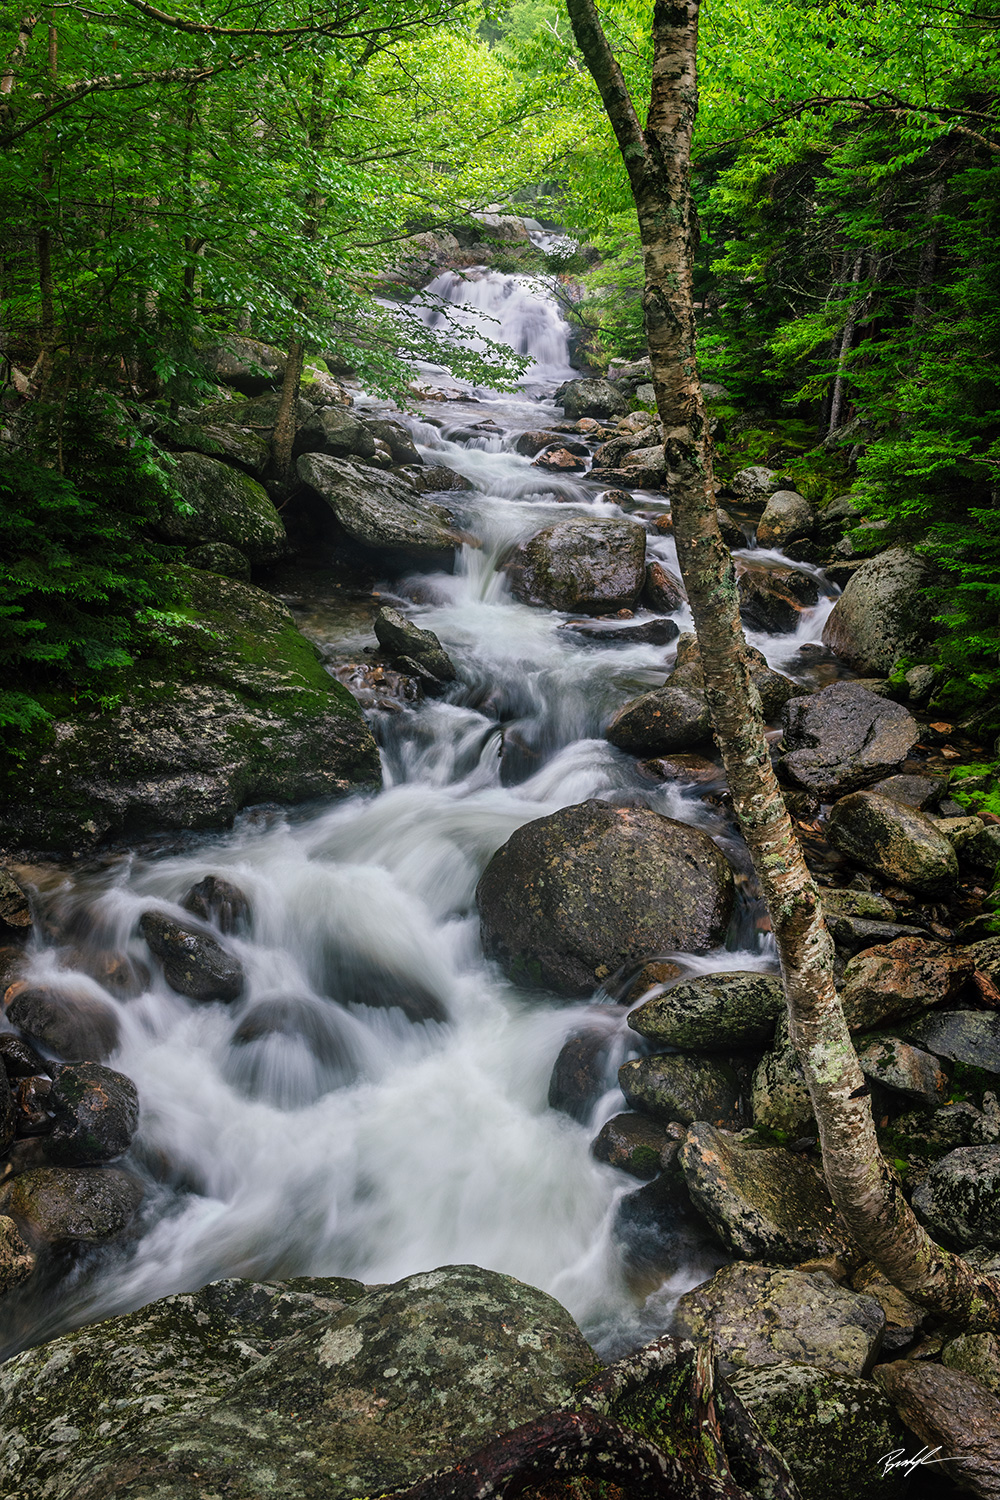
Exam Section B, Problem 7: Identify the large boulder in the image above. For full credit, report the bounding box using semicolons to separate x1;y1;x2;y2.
778;682;919;800
170;417;270;479
730;1364;908;1500
911;1146;1000;1248
3;983;121;1062
553;377;629;420
504;517;647;614
738;565;820;634
298;404;376;460
156;451;288;564
618;1054;745;1127
373;606;456;682
0;573;381;857
296;453;463;562
43;1063;139;1165
476;800;735;996
854;1034;948;1107
839;938;972;1032
200;336;286;394
755;491;816;549
140;912;244;1003
628;971;785;1051
826;791;959;892
605;681;712;754
0;1267;596;1500
672;1263;885;1376
679;1124;854;1262
874;1360;1000;1500
901;1009;1000;1079
822;546;933;675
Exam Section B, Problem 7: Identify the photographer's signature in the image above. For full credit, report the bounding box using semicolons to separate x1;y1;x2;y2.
879;1446;960;1479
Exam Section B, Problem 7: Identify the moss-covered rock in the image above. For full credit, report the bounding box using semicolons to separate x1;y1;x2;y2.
4;1165;144;1247
911;1145;1000;1248
827;791;959;893
619;1054;745;1128
158;452;288;564
751;1013;817;1140
628;971;785;1052
730;1363;908;1500
0;572;381;857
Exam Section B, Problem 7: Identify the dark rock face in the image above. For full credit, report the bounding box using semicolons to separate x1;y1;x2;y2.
476;800;735;997
0;870;32;936
642;560;686;612
182;875;253;936
4;983;121;1062
553;377;629;419
822;546;933;676
0;573;381;857
854;1034;947;1107
0;1266;596;1500
44;1063;139;1165
157;451;288;564
399;464;475;494
778;682;919;799
373;605;456;681
672;1263;885;1377
618;1055;745;1127
547;1021;620;1122
730;1364;908;1500
628;971;785;1052
679;1125;854;1263
590;1112;678;1179
738;566;820;634
560;616;679;647
902;1009;1000;1078
187;542;252;581
827;792;959;892
874;1359;1000;1499
0;1215;36;1295
0;1070;14;1155
605;681;712;754
504;517;647;614
140;913;245;1004
911;1146;1000;1248
297;452;462;561
6;1166;144;1247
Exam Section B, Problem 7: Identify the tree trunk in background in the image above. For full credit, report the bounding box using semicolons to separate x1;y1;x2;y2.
826;251;863;440
566;0;1000;1329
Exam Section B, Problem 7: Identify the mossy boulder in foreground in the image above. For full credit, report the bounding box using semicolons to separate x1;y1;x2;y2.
0;572;381;857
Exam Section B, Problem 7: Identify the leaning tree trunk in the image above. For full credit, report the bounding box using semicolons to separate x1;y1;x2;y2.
565;0;1000;1329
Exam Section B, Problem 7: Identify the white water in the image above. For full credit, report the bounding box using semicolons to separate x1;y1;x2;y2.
4;270;840;1360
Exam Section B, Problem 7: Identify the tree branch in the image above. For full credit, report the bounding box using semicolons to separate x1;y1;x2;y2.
565;0;648;194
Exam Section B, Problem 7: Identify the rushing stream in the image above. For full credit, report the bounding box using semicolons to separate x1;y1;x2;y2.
3;265;839;1361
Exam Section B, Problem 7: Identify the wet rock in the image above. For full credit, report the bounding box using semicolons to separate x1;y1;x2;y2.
0;1034;47;1080
373;605;456;681
514;429;565;456
727;467;786;507
628;971;785;1052
297;404;376;459
778;683;919;800
554;377;629;420
0;1069;14;1154
878;1101;981;1172
855;1034;948;1106
874;1360;1000;1500
591;1112;680;1179
729;1364;908;1500
716;506;746;548
3;983;121;1062
679;1124;854;1263
156;451;288;564
0;869;32;936
60;948;151;999
139;912;244;1004
826;916;928;957
901;1009;1000;1080
7;1265;596;1500
14;1075;53;1138
533;445;587;472
911;1146;1000;1247
605;680;712;754
477;800;735;997
751;1014;816;1139
366;418;422;466
560;615;679;647
182;875;253;936
942;1332;1000;1398
827;791;959;892
0;1215;36;1294
504;516;647;614
619;958;686;1003
6;1165;143;1247
755;490;816;549
639;753;723;785
822;546;933;676
672;1263;885;1376
870;773;948;810
231;996;354;1070
548;1021;620;1122
618;1054;744;1127
399;463;474;493
44;1062;139;1165
612;1166;725;1288
642;559;686;612
0;573;381;857
963;823;1000;878
738;565;820;634
297;452;462;562
839;938;972;1032
187;541;252;581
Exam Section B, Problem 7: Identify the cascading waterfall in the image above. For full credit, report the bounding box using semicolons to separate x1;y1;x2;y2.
2;260;839;1362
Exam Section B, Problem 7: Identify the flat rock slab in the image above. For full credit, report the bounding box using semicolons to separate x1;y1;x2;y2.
672;1263;885;1376
779;683;919;800
679;1124;854;1262
505;517;647;614
827;791;959;892
911;1145;1000;1248
875;1360;1000;1500
628;971;785;1051
0;1266;596;1500
477;799;734;997
730;1363;908;1500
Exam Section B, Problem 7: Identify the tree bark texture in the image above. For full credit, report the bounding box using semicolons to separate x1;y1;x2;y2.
565;0;1000;1330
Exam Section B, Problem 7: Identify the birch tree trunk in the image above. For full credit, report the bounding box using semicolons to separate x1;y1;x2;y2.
565;0;1000;1330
